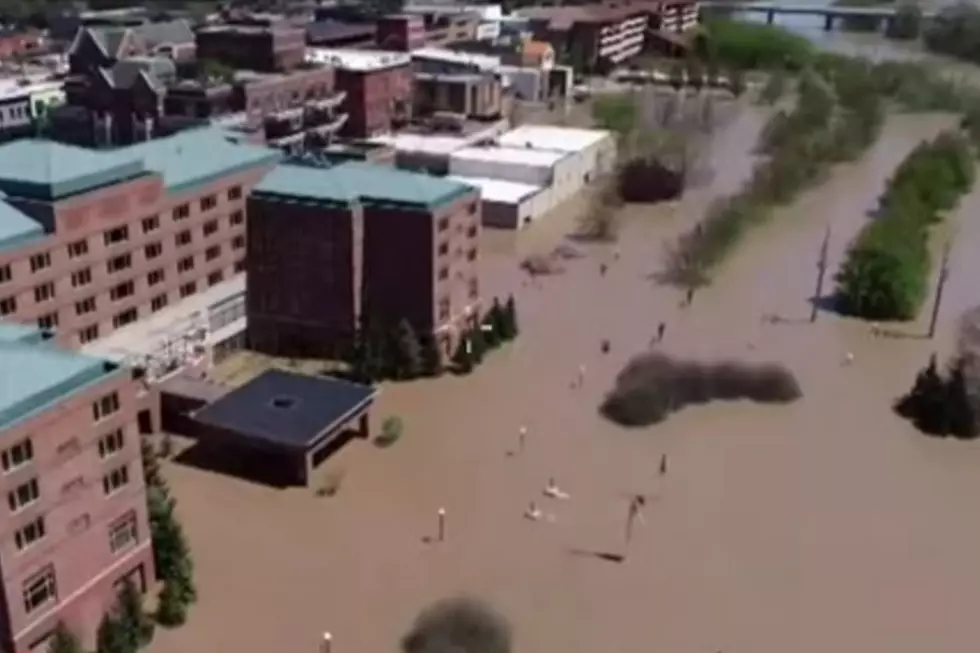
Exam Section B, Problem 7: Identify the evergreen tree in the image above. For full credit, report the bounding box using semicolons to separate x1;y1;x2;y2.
116;579;154;648
393;319;423;379
486;298;506;347
47;622;83;653
451;335;474;375
469;324;487;363
419;334;442;377
895;354;948;435
155;581;187;628
504;295;519;339
140;437;165;492
945;357;977;439
148;488;197;602
95;612;131;653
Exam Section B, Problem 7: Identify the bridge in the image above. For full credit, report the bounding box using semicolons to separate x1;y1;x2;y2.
699;1;937;30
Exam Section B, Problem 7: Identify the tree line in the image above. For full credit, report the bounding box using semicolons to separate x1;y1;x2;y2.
835;131;975;320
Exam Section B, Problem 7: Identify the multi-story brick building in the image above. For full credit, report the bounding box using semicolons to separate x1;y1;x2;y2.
0;128;280;352
306;49;413;139
196;17;307;74
0;322;154;653
246;160;481;359
519;0;699;73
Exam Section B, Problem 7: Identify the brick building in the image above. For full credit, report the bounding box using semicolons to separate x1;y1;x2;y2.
0;128;280;352
519;0;699;73
196;17;307;74
306;49;413;139
246;160;481;359
0;322;154;653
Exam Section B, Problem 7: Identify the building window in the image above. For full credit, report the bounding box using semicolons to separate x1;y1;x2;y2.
173;204;190;221
207;271;223;287
144;242;162;260
93;393;120;422
205;245;220;261
109;281;134;301
468;202;477;215
67;240;88;258
112;308;138;329
200;195;217;211
438;297;450;321
76;297;96;316
175;230;192;247
179;282;196;298
79;325;99;344
147;269;165;286
15;516;46;551
22;565;56;615
107;254;131;274
234;260;245;274
108;511;137;554
438;242;448;256
177;257;194;273
230;210;244;226
142;216;160;233
102;465;129;496
29;252;50;272
468;277;478;299
2;439;33;472
438;217;449;232
37;313;58;330
98;428;124;458
34;282;54;303
438;266;449;280
467;247;477;261
467;225;478;238
0;264;10;283
202;219;218;237
71;268;92;287
103;226;129;246
231;235;245;250
8;478;39;512
228;186;243;201
151;294;168;312
0;296;16;316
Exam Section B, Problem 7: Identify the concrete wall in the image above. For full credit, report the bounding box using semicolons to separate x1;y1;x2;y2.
0;369;155;653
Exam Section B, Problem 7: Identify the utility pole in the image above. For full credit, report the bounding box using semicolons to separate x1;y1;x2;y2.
810;225;831;323
928;242;953;339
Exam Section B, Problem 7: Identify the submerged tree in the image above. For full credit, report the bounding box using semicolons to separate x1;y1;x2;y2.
115;579;154;648
451;335;474;375
392;319;423;380
419;334;443;377
47;622;83;653
945;357;977;439
95;612;129;653
895;354;948;435
402;597;512;653
155;580;187;628
504;295;518;339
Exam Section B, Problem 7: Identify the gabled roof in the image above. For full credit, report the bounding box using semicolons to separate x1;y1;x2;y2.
103;56;176;91
135;19;194;49
68;20;193;59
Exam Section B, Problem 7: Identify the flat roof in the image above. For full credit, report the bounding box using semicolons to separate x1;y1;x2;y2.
0;322;47;344
306;48;411;72
451;145;568;167
0;200;43;253
371;132;471;156
253;160;475;208
126;127;282;195
0;333;120;431
450;175;543;204
497;125;611;153
192;369;377;451
412;47;502;71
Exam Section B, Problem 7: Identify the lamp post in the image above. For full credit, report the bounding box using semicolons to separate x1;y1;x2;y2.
928;242;952;339
321;632;332;653
810;225;831;324
437;507;446;542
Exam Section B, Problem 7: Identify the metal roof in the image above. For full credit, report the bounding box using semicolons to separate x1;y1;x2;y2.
451;145;568;167
497;125;611;153
0;201;44;253
253;160;475;208
0;333;120;431
449;175;543;204
192;369;377;451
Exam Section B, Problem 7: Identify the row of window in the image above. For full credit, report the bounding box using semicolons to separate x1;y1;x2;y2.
8;458;131;516
20;511;138;616
0;204;245;286
0;251;247;322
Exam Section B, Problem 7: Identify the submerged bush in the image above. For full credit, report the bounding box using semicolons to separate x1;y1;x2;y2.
697;20;815;71
402;597;511;653
599;353;802;428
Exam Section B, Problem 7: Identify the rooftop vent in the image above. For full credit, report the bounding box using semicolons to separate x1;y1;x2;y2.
270;395;297;410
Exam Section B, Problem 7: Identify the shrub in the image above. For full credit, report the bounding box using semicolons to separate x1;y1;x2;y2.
402;597;511;653
836;131;974;320
47;622;83;653
924;2;980;65
376;416;404;448
886;1;923;39
156;581;187;628
895;354;979;439
599;353;802;428
698;19;815;71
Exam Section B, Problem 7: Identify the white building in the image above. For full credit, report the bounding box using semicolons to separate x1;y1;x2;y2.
450;175;547;229
370;121;509;173
496;125;617;184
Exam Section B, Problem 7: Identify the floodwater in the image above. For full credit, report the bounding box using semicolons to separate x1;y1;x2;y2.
149;105;980;653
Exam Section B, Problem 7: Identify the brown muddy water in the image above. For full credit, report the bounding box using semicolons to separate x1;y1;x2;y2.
150;109;980;653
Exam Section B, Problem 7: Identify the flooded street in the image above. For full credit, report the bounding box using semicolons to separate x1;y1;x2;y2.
151;100;980;653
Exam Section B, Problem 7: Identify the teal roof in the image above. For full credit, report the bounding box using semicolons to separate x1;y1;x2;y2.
0;336;120;431
253;161;474;209
0;201;43;253
0;322;47;345
126;128;282;195
0;140;146;201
